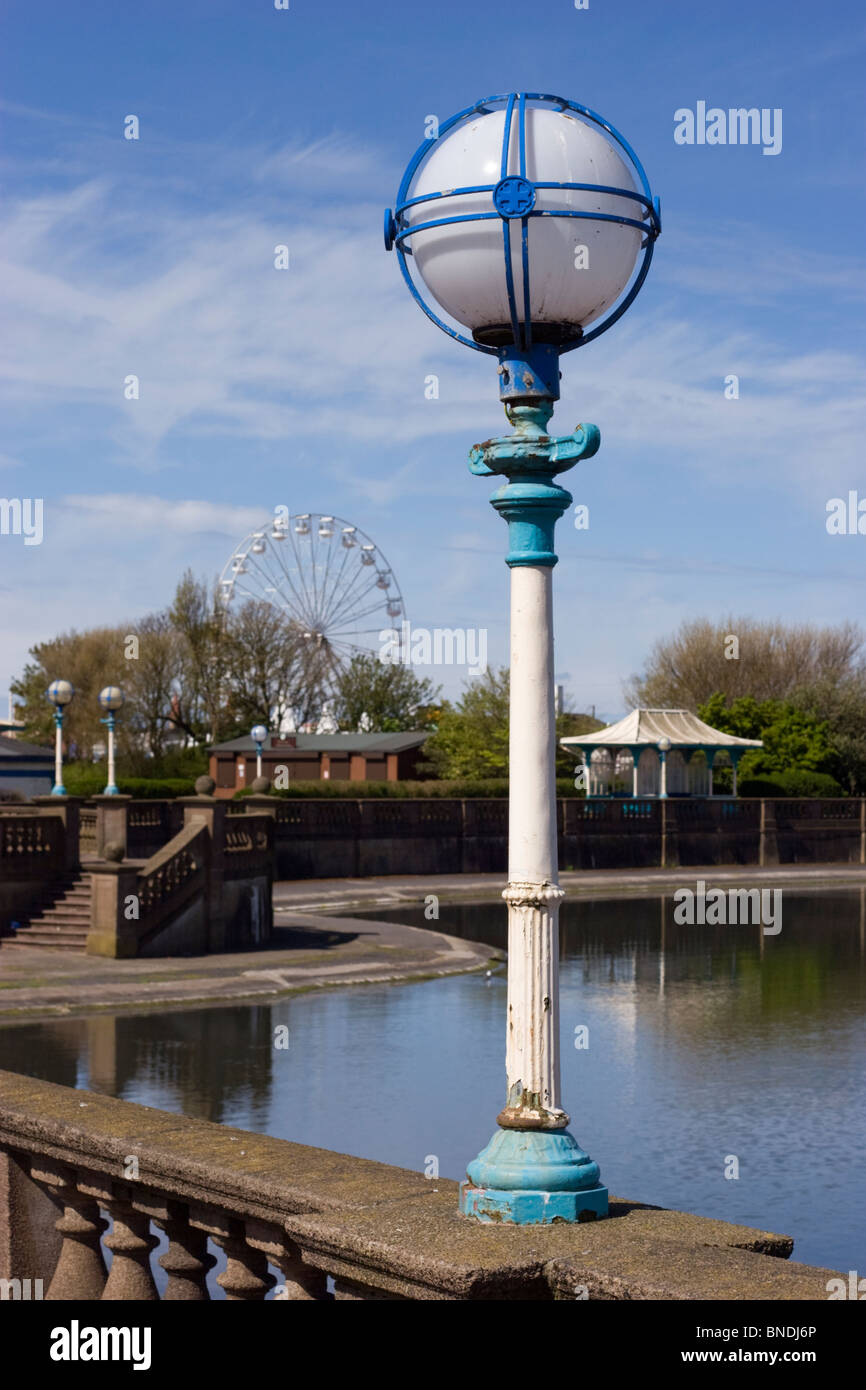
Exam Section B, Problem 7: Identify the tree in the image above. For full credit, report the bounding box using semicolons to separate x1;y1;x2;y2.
791;676;866;794
698;693;836;780
331;653;440;733
11;626;129;756
221;601;314;732
626;617;864;709
423;668;510;778
167;572;232;745
122;612;183;764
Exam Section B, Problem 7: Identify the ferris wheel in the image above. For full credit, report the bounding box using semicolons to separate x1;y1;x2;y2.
218;511;406;683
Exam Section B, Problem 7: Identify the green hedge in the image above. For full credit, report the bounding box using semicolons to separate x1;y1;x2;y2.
234;778;586;800
738;769;845;798
62;765;197;799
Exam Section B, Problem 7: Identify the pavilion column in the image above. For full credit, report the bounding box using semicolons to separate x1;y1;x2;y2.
706;749;716;797
658;748;668;799
630;746;641;797
582;746;596;796
731;752;741;798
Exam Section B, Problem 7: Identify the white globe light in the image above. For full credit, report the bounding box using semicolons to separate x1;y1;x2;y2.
47;678;74;707
98;685;125;712
406;106;643;344
250;724;268;743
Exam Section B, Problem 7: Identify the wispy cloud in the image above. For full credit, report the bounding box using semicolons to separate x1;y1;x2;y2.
62;494;266;536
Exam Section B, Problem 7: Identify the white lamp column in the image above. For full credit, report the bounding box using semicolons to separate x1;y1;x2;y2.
501;563;565;1128
98;686;125;796
46;679;74;796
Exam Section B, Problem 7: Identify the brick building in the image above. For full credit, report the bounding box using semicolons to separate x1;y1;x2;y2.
208;731;429;797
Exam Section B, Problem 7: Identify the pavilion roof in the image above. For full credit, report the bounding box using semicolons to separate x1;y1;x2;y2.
559;708;763;751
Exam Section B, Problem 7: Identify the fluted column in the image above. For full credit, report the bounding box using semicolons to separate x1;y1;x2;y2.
499;881;566;1128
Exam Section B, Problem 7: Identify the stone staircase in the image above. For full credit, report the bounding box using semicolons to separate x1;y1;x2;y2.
3;874;92;952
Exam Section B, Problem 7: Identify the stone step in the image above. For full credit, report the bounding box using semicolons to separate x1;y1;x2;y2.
3;871;93;950
32;907;90;923
5;931;88;950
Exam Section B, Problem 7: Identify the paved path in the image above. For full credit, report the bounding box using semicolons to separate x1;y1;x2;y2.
1;863;862;1023
0;913;501;1023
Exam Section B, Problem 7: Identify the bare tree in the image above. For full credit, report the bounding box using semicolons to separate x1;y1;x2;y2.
625;617;865;710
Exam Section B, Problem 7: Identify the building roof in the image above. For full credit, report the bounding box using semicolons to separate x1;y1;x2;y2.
209;731;429;755
0;734;54;762
560;708;763;751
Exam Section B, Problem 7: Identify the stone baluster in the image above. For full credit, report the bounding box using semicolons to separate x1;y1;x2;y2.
76;1177;159;1300
135;1196;216;1300
191;1208;274;1300
28;1158;108;1300
246;1218;329;1301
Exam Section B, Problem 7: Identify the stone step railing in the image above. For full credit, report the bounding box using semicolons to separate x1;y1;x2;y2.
0;813;69;937
0;1071;842;1301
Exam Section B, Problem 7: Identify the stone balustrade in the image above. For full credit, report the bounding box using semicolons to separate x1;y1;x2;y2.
0;1070;841;1301
4;794;865;946
5;795;865;891
87;797;273;958
0;812;68;936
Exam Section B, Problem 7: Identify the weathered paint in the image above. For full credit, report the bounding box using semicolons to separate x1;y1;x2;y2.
459;1128;608;1222
460;394;608;1223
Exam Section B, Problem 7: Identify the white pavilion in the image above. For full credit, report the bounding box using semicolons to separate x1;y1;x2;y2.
560;708;763;798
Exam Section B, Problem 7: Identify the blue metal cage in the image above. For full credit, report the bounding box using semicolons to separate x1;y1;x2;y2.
385;92;661;357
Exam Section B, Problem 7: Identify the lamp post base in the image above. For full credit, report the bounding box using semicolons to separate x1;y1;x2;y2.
459;1127;608;1224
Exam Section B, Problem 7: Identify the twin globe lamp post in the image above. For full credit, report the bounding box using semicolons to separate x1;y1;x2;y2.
385;92;660;1223
46;683;126;797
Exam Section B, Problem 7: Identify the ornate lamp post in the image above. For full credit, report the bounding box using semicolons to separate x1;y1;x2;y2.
97;686;125;796
46;679;74;796
250;724;268;780
657;736;671;799
386;92;660;1223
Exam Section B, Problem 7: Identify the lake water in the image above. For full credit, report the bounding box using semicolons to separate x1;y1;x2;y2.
1;888;864;1275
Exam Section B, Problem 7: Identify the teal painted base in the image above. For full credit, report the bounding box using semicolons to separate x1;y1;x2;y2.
103;784;119;796
459;1126;609;1224
460;1180;608;1223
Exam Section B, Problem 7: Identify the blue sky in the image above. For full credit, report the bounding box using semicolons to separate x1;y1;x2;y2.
1;0;864;718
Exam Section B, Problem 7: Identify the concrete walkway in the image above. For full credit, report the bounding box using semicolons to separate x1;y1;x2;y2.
0;912;502;1024
1;863;863;1023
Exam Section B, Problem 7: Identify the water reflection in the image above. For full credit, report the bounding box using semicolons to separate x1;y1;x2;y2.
0;889;863;1273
